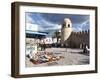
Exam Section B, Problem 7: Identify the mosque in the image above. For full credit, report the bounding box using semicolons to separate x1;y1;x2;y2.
25;18;89;58
25;18;89;66
54;18;89;48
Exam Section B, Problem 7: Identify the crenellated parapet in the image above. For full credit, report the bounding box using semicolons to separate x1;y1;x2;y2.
71;30;89;35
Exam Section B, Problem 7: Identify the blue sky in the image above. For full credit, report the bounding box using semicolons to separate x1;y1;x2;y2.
25;12;90;34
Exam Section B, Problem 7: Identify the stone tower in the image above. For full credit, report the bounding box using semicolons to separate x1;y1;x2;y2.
61;18;72;45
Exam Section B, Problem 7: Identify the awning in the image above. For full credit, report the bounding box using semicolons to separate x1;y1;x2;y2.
26;30;48;38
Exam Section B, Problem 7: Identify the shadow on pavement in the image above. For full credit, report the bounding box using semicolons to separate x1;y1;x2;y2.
71;51;90;56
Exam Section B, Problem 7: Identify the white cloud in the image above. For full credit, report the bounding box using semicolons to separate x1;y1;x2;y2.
26;13;61;31
73;19;89;32
26;13;35;24
73;27;81;32
80;20;89;30
44;24;62;30
37;14;62;30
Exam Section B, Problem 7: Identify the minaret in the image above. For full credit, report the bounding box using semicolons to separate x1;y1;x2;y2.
61;18;72;45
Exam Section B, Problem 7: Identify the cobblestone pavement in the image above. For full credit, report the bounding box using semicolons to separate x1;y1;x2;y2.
26;48;89;67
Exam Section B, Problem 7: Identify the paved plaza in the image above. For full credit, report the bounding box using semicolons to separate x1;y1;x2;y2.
26;48;89;67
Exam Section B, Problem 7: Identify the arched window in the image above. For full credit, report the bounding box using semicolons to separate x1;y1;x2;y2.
68;24;70;27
